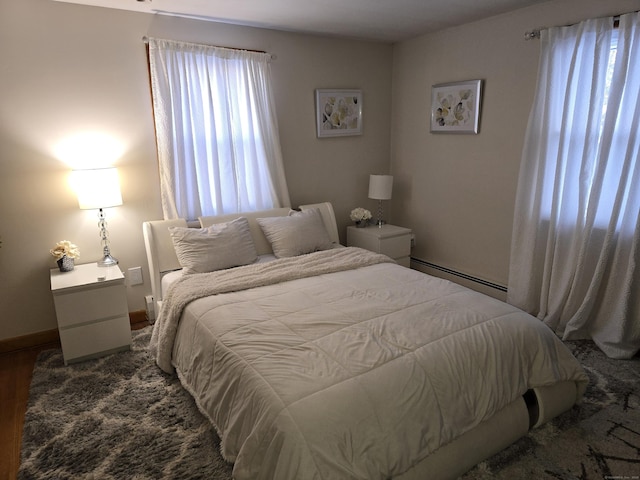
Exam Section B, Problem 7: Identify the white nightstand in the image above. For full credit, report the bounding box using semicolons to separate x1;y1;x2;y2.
347;224;413;267
50;263;132;364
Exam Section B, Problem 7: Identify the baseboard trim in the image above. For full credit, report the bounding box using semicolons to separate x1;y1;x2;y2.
129;309;149;328
0;329;61;355
411;257;508;293
0;310;150;355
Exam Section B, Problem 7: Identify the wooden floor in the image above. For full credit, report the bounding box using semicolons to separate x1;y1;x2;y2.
0;340;59;480
0;321;148;480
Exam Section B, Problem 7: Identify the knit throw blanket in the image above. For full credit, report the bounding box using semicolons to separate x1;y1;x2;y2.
150;247;394;373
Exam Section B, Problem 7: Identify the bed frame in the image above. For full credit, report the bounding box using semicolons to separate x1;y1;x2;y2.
142;202;579;479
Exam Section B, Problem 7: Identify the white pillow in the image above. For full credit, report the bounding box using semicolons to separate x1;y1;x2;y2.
257;209;333;258
169;217;257;274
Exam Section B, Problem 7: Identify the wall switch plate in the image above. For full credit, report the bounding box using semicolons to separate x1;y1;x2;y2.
128;266;143;286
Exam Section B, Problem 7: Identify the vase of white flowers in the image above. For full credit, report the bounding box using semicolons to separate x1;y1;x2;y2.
50;240;80;272
350;207;372;228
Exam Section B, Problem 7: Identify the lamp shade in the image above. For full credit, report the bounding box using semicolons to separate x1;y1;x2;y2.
73;168;123;210
368;175;393;200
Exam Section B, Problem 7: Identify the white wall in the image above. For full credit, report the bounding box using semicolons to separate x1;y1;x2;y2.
3;0;636;342
390;0;639;297
0;0;392;340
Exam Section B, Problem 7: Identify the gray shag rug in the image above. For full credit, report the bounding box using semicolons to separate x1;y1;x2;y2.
19;327;640;479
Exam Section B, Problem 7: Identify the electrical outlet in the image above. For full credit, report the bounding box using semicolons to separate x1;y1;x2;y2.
128;266;143;286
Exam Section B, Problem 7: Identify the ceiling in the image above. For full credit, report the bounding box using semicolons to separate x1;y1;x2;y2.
53;0;550;43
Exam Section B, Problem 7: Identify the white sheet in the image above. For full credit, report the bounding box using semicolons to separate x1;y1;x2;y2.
156;250;588;479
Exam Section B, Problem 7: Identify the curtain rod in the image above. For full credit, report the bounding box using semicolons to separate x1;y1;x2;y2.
141;36;275;59
524;13;625;40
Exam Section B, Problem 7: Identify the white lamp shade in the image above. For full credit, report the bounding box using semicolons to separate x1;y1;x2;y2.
368;175;393;200
73;168;123;210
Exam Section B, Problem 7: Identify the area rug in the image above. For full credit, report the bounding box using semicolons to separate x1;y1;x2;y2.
19;327;639;479
18;328;233;480
462;340;640;480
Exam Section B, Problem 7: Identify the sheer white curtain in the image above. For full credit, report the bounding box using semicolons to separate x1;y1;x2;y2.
508;13;640;359
148;37;290;220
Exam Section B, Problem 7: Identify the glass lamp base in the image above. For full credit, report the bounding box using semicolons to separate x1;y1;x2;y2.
98;254;118;267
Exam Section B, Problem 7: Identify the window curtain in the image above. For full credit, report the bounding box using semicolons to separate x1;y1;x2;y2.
147;37;290;220
508;13;640;359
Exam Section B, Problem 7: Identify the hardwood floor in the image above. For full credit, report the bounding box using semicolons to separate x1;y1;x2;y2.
0;341;59;480
0;320;148;480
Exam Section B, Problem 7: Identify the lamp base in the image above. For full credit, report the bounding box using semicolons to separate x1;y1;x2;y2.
98;253;119;267
374;199;387;228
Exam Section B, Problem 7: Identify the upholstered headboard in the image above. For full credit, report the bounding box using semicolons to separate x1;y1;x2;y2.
142;202;340;320
299;202;340;245
142;217;186;316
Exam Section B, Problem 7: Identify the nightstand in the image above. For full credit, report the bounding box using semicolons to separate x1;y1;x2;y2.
347;224;412;267
50;263;132;364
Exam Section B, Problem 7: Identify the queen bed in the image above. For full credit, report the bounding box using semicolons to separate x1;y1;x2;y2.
143;202;588;480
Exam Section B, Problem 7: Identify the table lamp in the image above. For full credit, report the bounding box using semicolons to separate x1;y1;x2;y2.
73;167;123;267
368;174;393;226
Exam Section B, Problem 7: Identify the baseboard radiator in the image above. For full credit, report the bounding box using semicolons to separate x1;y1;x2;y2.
411;257;508;293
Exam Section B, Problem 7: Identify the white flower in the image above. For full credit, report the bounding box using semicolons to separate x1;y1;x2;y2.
50;240;80;260
350;208;372;222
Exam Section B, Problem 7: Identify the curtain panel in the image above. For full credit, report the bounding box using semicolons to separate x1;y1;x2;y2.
508;13;640;359
148;38;290;220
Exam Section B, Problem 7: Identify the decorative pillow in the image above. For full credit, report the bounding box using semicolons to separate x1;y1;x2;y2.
169;217;257;274
257;208;333;258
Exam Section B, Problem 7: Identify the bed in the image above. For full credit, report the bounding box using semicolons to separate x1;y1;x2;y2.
143;202;588;480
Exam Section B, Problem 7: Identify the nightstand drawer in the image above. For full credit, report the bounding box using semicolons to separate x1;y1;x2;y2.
51;263;131;364
59;315;131;363
53;284;128;328
381;235;411;259
347;224;413;267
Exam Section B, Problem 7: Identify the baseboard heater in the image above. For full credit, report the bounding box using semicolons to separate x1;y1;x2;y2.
411;257;508;293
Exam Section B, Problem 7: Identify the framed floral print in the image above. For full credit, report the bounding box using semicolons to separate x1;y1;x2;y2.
315;89;362;137
430;80;482;134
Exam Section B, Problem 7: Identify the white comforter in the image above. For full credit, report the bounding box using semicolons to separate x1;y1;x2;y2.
152;248;588;480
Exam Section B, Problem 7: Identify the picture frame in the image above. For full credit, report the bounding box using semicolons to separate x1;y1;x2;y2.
430;80;482;134
315;89;362;138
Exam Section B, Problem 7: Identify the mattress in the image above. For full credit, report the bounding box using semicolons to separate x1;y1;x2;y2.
151;248;588;479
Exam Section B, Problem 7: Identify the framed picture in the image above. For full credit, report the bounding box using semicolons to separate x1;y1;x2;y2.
315;89;362;137
430;80;482;134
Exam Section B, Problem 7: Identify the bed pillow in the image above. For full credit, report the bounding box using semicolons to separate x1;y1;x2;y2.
257;208;333;258
169;217;257;274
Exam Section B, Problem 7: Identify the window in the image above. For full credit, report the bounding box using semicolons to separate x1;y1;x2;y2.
508;14;640;359
147;38;290;220
538;26;629;230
